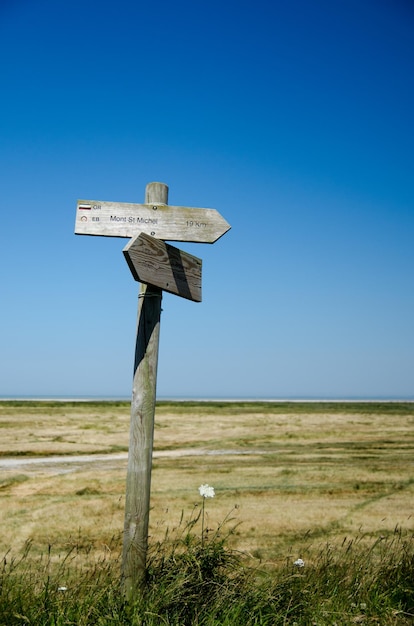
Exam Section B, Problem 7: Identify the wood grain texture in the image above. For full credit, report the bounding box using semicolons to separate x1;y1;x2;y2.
121;184;167;598
123;233;202;302
75;199;231;243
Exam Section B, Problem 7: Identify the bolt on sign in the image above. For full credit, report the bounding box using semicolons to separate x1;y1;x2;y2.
74;182;231;599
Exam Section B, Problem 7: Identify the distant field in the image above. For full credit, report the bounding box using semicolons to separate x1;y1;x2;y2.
0;400;413;566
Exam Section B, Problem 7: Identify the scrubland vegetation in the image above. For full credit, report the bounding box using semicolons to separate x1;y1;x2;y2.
0;401;413;624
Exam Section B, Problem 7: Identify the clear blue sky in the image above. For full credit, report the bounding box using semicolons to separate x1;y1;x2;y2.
1;0;413;399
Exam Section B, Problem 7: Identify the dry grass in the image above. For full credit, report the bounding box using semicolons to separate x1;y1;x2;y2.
0;401;413;565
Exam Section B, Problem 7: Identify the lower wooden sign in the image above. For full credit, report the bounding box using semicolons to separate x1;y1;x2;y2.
123;233;202;302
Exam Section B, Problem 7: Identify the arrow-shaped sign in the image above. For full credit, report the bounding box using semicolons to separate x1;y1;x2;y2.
123;233;202;302
75;199;231;243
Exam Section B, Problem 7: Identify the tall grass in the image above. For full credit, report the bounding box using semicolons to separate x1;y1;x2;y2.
1;514;413;625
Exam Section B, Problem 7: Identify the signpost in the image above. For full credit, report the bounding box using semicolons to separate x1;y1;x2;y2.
123;233;202;302
75;182;230;598
75;198;230;242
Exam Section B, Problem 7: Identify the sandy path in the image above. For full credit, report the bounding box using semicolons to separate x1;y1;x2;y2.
0;448;266;474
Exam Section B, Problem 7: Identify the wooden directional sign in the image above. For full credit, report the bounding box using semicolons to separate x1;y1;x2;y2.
123;233;202;302
75;199;231;243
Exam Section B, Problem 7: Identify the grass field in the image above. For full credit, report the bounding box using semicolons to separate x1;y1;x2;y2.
1;400;413;624
0;400;413;562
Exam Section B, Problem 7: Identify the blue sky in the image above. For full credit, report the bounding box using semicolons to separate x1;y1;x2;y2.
1;0;413;398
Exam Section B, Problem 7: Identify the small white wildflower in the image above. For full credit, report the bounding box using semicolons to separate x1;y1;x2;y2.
199;484;215;498
293;558;305;567
58;586;68;592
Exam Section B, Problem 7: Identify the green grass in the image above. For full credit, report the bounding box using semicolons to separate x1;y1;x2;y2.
1;399;413;416
0;401;130;410
155;400;414;416
1;514;413;625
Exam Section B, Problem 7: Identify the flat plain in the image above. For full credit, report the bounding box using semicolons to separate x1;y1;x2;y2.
0;401;413;566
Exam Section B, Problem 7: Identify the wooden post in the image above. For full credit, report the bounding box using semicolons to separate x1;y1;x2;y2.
74;181;230;597
121;182;167;598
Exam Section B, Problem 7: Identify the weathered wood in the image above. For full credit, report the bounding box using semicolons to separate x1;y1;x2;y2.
74;181;231;598
123;233;202;302
75;198;231;243
120;183;166;598
145;182;168;203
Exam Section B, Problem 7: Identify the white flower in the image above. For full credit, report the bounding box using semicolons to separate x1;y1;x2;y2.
199;484;215;498
293;558;305;567
58;586;68;591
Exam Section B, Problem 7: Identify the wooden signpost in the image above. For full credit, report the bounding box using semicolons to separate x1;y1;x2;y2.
123;233;202;302
75;198;230;242
75;182;230;599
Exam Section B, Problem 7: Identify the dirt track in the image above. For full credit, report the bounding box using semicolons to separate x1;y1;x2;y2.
0;448;267;475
